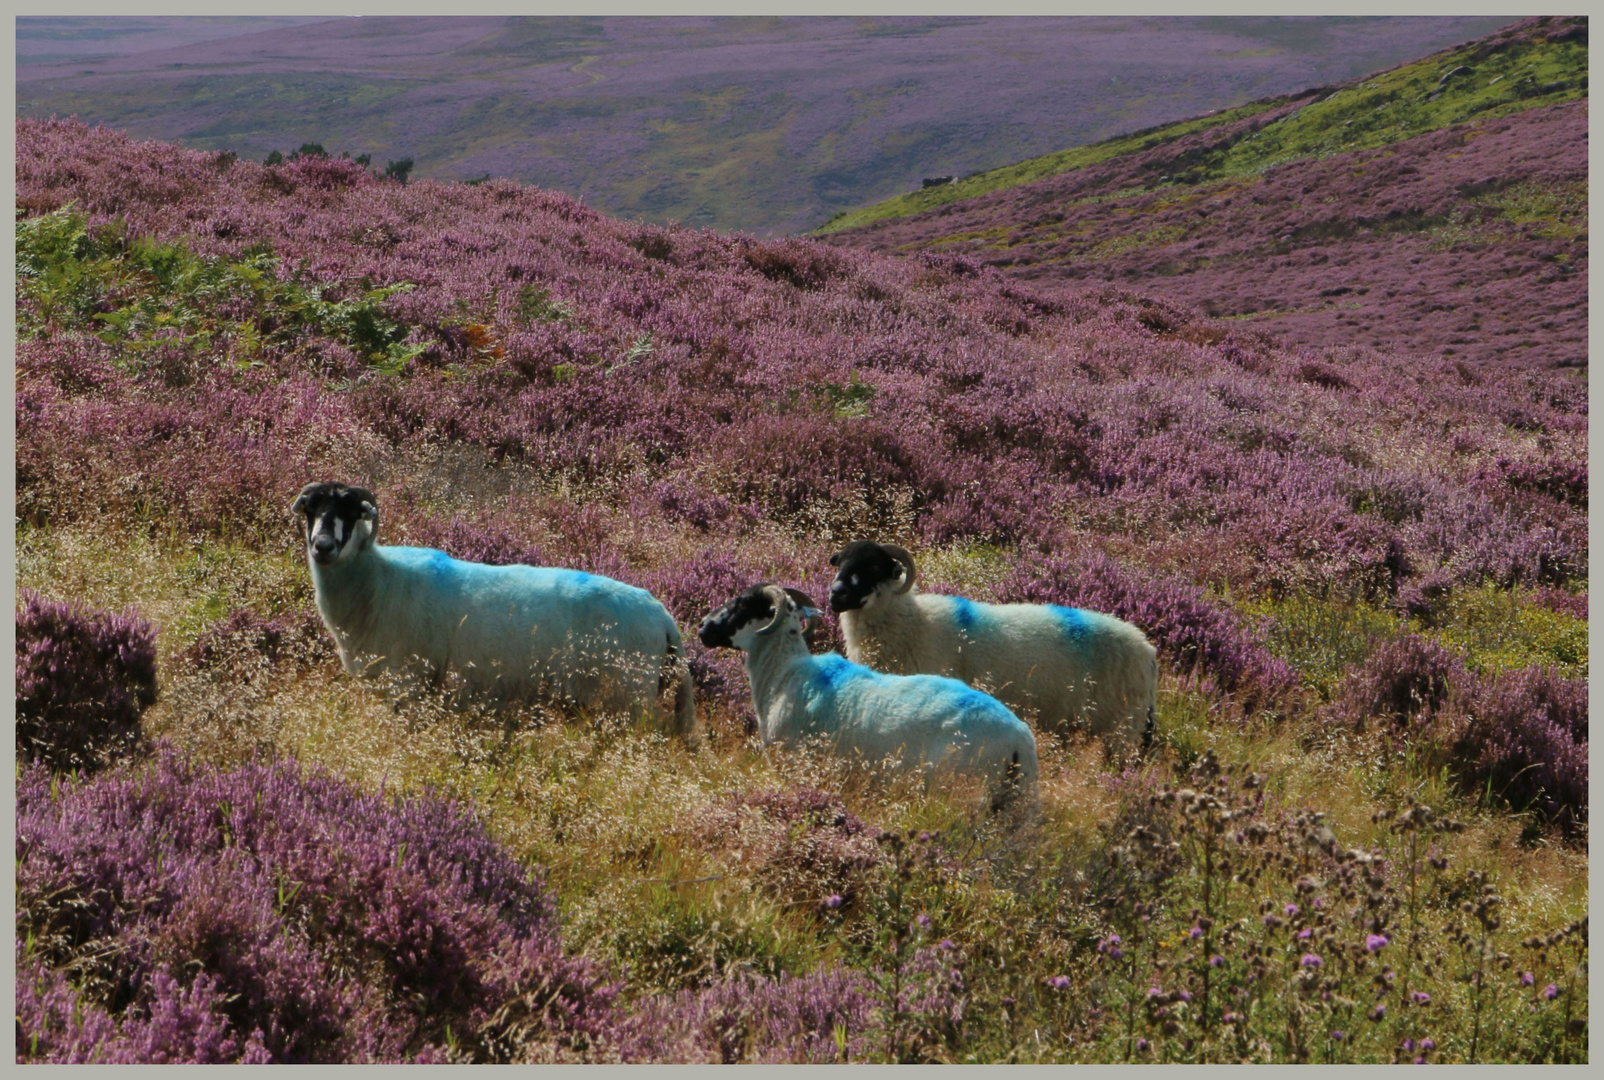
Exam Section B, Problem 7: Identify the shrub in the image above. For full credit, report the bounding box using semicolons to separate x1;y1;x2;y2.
16;590;158;773
1451;665;1587;828
1335;631;1465;730
16;747;618;1063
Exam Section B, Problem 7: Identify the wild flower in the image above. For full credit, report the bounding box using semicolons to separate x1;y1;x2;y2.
1301;954;1323;969
1366;934;1389;952
1543;984;1559;1001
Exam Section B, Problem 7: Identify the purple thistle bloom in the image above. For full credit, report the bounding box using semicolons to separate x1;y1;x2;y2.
1519;971;1535;987
1369;1005;1387;1022
915;914;931;928
1402;1038;1415;1051
1285;903;1300;917
1298;927;1313;940
824;894;844;910
1301;953;1323;968
1366;934;1389;952
1210;955;1224;968
1189;926;1203;940
1330;1030;1345;1041
1177;989;1192;1002
1543;984;1560;1000
1420;1038;1435;1051
1047;976;1071;991
1107;947;1124;960
1411;991;1431;1006
1136;1038;1150;1052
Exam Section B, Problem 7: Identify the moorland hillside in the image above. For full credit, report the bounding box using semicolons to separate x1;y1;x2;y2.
820;16;1587;369
18;15;1519;234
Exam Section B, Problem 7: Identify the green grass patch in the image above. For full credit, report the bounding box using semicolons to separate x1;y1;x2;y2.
1416;585;1587;678
814;100;1280;235
16;205;425;373
1239;592;1402;702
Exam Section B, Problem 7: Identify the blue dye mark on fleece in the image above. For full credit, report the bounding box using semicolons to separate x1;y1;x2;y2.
1049;605;1092;649
950;596;982;634
811;654;875;695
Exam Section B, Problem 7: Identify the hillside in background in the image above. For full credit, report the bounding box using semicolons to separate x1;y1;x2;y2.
17;15;1519;235
820;16;1586;370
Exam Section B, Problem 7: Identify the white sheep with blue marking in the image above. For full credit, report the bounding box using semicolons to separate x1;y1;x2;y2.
827;541;1156;757
292;482;697;742
699;583;1037;810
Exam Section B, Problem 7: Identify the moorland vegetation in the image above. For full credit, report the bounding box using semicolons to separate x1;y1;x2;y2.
14;91;1586;1064
821;16;1587;370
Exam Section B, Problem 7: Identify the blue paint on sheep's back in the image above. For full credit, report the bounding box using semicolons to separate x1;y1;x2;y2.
947;595;984;634
810;653;878;695
381;547;642;601
1048;605;1095;646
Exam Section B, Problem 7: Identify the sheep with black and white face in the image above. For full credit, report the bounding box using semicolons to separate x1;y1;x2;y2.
700;583;1037;811
828;540;1157;758
292;481;697;742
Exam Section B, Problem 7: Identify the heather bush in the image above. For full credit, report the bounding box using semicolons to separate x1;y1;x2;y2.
693;786;882;910
1450;665;1587;829
16;747;618;1063
1335;631;1467;731
16;590;158;773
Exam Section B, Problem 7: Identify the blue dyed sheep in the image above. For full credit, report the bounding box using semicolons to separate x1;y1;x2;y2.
828;542;1157;757
291;482;697;742
699;583;1037;810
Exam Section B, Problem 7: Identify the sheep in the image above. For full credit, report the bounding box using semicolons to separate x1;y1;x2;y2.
699;583;1037;811
291;481;697;743
827;541;1157;757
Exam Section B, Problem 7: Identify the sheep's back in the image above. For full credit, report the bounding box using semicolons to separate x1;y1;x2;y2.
376;547;676;698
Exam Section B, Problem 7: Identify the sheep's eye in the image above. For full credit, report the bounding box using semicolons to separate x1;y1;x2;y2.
851;574;860;586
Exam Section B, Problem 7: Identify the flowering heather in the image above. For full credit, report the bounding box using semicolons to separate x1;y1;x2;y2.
16;747;617;1063
16;118;1584;622
1450;664;1587;828
15;590;158;773
9;99;1586;1065
824;18;1587;371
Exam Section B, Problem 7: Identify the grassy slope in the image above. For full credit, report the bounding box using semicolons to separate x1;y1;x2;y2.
816;18;1587;236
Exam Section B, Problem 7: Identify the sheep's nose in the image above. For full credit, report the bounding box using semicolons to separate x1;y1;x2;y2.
312;534;339;560
827;582;851;612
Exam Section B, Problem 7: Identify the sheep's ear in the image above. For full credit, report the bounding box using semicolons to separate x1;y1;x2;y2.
828;551;842;567
291;482;320;517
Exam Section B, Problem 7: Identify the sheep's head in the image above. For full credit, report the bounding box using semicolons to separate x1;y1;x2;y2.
292;481;378;566
827;541;916;613
699;584;820;651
